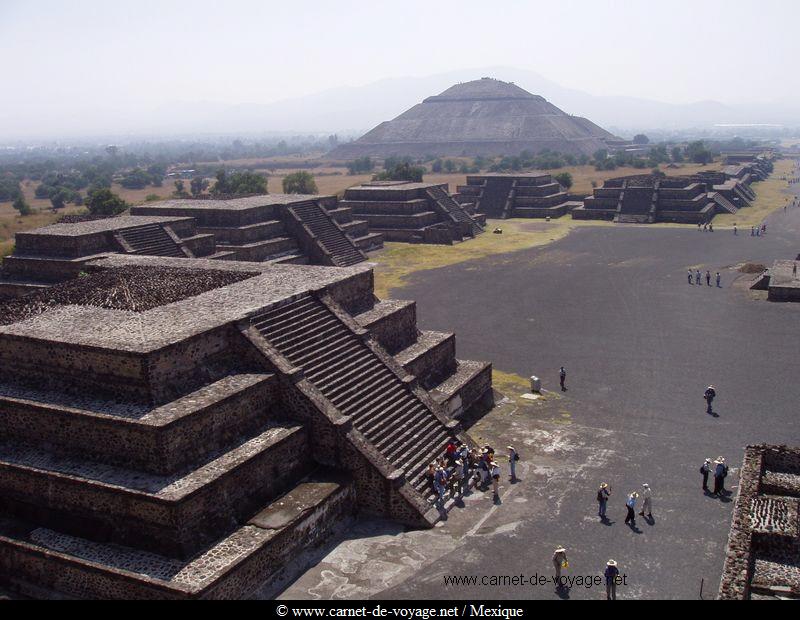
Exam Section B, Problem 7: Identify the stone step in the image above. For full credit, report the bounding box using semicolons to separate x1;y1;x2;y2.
354;299;418;354
252;296;459;484
217;238;297;262
429;359;493;419
352;232;384;252
0;473;354;599
0;424;310;558
395;331;456;388
0;373;279;475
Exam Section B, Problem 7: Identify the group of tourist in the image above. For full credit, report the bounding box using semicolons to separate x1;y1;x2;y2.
595;483;654;527
687;269;721;287
700;456;730;495
427;442;520;506
697;222;715;232
551;547;622;600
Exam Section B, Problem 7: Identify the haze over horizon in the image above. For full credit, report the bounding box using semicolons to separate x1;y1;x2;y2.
2;0;799;139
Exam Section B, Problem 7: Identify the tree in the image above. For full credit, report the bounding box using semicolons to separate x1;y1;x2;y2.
12;195;32;216
49;188;70;210
346;157;373;175
211;169;268;196
372;161;424;183
190;176;209;197
554;172;573;190
282;171;318;195
633;134;650;145
671;146;685;163
686;141;713;165
86;187;127;216
174;180;189;198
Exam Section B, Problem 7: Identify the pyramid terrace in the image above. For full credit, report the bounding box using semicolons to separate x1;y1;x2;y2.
339;181;485;244
0;254;492;598
455;173;581;219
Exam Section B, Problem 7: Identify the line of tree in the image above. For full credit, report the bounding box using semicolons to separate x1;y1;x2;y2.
346;157;374;175
372;160;425;183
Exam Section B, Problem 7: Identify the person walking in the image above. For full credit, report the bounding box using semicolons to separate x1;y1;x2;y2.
507;446;519;482
624;492;638;526
734;225;738;236
687;269;693;284
559;366;567;392
704;385;716;415
695;270;702;285
552;547;568;588
751;226;755;236
700;458;712;491
597;483;611;519
793;263;797;279
604;560;620;600
706;270;711;286
639;484;653;519
716;272;721;288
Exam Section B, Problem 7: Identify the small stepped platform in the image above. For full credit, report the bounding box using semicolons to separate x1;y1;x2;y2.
0;474;354;599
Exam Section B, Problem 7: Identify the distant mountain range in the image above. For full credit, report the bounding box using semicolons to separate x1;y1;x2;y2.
144;67;800;138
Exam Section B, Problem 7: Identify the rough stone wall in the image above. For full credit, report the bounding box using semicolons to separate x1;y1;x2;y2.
719;444;800;599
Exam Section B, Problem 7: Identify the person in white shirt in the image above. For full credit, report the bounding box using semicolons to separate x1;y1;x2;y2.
639;483;653;519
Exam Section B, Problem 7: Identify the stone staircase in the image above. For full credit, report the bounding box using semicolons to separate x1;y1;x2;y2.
116;224;189;258
287;201;366;267
249;294;459;493
426;186;484;237
615;183;656;224
479;177;517;218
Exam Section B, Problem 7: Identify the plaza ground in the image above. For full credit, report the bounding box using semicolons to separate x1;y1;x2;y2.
277;183;800;600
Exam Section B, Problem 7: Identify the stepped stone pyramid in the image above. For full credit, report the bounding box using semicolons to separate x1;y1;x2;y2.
0;254;492;599
339;181;486;245
330;78;618;158
455;173;582;219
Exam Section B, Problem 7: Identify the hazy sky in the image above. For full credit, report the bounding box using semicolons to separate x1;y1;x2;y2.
1;0;798;137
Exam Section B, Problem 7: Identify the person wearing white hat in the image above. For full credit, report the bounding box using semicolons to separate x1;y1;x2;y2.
624;492;639;526
597;483;611;519
713;457;728;495
639;484;653;519
604;560;620;600
552;547;568;587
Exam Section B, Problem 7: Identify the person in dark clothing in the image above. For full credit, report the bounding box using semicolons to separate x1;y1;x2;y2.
704;385;716;414
605;560;620;600
713;457;728;495
706;270;711;286
559;366;567;391
700;458;711;491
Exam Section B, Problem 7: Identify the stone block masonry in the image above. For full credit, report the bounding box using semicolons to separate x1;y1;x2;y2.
719;445;800;600
0;254;493;598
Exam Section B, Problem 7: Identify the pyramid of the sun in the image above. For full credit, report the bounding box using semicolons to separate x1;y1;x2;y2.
330;78;618;159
